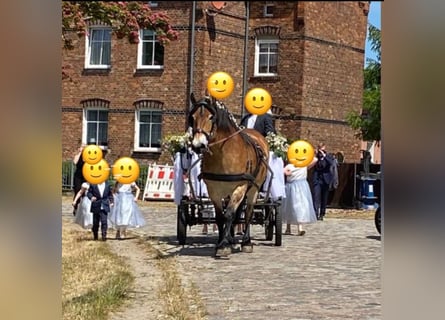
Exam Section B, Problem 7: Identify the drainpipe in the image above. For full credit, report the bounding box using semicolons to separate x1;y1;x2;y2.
187;1;197;130
241;1;249;119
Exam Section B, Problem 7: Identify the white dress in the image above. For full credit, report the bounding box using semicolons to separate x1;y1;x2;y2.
74;182;93;229
282;164;317;224
109;182;146;228
173;150;208;205
262;152;286;200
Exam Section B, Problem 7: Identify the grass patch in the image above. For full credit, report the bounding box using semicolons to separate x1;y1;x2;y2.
62;221;134;320
137;238;208;319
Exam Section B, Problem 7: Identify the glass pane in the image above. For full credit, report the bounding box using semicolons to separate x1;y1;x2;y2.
90;43;101;65
154;45;164;65
102;42;111;65
139;124;150;147
98;110;108;121
270;43;278;52
98;123;108;145
87;123;96;140
140;111;151;123
259;43;268;53
142;42;153;65
269;54;278;67
103;29;111;41
91;29;103;41
141;29;154;41
151;124;161;147
152;112;162;123
87;110;98;121
259;54;267;67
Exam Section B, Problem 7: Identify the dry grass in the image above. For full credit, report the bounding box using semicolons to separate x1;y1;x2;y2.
136;239;208;320
327;208;376;220
62;220;134;320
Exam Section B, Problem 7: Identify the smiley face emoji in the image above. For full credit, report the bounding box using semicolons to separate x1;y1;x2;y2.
244;88;272;115
112;157;140;184
206;71;234;99
82;158;110;184
287;140;315;167
82;144;103;164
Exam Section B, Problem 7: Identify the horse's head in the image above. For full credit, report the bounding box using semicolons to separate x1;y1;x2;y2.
189;92;217;149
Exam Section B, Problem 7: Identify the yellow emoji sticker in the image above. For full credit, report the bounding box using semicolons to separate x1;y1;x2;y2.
244;88;272;115
112;157;140;184
287;140;315;167
82;158;110;184
82;144;103;164
206;71;234;99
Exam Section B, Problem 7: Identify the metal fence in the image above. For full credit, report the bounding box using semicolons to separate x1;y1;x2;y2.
62;161;149;194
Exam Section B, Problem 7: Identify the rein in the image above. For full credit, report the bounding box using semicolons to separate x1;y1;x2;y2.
208;128;245;147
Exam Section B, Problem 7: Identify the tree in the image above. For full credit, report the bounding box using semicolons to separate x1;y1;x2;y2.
346;24;381;142
62;1;179;78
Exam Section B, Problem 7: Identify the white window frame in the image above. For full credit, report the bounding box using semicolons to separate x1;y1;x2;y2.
137;29;164;70
84;26;112;69
263;2;275;17
82;108;109;149
134;108;163;152
254;36;279;76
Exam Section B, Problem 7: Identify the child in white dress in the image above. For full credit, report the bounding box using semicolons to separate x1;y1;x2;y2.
109;181;146;239
282;158;318;235
72;181;93;229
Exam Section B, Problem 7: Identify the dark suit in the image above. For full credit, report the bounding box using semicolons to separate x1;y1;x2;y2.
312;152;335;219
240;113;276;137
87;182;113;240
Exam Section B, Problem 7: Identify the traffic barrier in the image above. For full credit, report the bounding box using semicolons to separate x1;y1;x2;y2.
143;163;175;200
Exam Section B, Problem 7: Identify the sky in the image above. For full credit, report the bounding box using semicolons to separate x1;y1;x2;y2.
364;1;381;65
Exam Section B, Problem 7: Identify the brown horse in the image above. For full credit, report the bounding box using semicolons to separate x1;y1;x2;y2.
188;93;269;257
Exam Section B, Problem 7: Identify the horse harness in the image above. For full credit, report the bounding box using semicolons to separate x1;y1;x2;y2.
189;97;267;191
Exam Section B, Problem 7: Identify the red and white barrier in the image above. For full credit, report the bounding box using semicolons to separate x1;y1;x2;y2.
143;163;175;200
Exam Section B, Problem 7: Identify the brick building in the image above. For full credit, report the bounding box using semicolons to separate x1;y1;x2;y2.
62;1;370;166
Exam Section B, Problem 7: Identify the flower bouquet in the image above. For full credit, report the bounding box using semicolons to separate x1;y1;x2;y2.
265;132;289;160
162;132;192;157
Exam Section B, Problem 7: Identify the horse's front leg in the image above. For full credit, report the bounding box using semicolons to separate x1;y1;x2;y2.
215;187;246;258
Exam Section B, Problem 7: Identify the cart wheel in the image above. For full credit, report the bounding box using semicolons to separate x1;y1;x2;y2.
177;203;188;245
274;205;282;246
374;206;381;235
265;206;274;241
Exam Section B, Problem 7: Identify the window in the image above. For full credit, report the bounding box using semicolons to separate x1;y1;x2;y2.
254;36;279;76
264;2;275;17
83;109;109;147
135;109;162;151
85;26;112;69
137;29;164;69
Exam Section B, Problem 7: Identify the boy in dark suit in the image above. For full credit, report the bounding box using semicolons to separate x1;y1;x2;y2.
87;180;114;241
240;111;276;137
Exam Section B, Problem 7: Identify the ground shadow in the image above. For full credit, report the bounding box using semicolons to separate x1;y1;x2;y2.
367;235;381;241
143;234;276;258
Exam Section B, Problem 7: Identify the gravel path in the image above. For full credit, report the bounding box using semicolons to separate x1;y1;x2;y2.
63;197;381;319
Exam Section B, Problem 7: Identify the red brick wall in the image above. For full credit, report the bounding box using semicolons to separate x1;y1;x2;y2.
62;1;368;165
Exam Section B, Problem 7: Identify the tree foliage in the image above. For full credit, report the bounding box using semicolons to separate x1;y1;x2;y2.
62;1;178;49
346;24;381;142
62;1;179;79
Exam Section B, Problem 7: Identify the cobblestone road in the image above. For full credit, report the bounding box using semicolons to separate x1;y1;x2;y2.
63;198;381;320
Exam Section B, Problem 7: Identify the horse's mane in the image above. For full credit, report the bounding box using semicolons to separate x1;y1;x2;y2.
212;99;241;133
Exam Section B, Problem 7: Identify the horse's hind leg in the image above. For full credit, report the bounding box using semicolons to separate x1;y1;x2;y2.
241;203;254;253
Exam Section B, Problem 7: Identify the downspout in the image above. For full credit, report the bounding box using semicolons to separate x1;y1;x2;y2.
187;1;197;129
241;1;249;119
